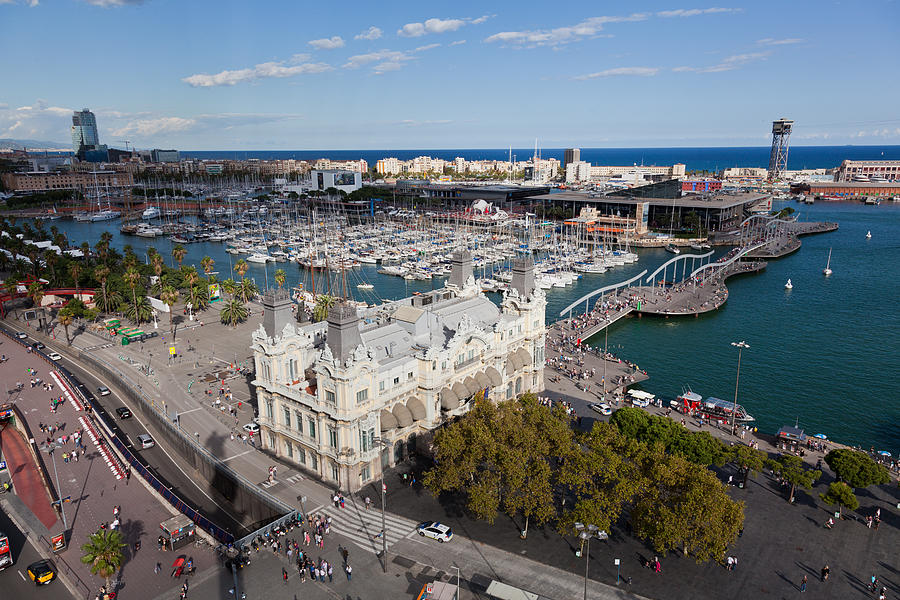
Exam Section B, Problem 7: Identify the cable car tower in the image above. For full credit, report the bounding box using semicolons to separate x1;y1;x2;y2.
767;118;793;182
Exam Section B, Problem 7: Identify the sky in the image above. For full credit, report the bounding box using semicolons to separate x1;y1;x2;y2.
1;0;899;150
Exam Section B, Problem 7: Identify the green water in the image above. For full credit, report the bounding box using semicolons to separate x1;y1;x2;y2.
43;200;899;452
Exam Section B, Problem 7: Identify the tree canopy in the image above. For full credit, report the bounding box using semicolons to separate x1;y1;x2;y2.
767;454;821;504
824;448;890;489
820;481;859;517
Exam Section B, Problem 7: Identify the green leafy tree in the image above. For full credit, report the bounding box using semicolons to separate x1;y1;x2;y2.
728;444;768;486
312;294;335;322
631;449;744;562
80;528;125;592
820;481;859;518
181;266;200;311
122;295;153;324
768;455;821;504
171;244;187;269
200;255;215;280
94;265;111;313
26;281;44;307
222;278;236;300
274;268;286;289
238;278;258;304
68;262;81;300
233;258;248;282
123;267;143;324
824;449;890;489
219;298;249;327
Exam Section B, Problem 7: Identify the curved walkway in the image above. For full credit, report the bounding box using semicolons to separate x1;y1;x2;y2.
0;424;59;530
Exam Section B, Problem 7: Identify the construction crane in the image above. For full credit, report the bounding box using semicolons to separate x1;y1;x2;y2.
120;140;132;152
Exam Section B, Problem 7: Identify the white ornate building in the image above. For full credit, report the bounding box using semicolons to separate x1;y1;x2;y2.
250;251;546;491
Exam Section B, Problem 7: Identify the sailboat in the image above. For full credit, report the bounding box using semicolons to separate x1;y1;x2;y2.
865;230;872;239
823;248;832;276
784;278;793;289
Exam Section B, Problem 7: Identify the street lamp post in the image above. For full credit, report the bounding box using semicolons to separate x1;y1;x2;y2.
574;522;608;600
40;442;67;532
373;437;391;573
730;341;749;435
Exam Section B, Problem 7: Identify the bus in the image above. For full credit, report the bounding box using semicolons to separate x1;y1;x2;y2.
0;531;13;570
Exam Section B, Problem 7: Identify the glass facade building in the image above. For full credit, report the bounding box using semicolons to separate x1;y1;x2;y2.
71;108;100;156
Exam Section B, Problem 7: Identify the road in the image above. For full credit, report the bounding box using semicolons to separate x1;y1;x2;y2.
0;504;74;600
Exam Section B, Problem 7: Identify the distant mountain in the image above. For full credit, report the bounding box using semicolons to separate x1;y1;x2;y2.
0;138;71;151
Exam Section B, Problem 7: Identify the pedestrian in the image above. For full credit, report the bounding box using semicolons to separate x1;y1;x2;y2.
345;563;352;581
365;496;371;510
800;575;807;592
282;567;288;584
821;565;829;581
726;556;734;571
327;563;333;582
155;562;161;574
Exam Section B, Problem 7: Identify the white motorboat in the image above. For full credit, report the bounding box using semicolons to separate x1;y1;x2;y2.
356;283;374;290
866;230;872;239
142;206;161;220
135;224;163;238
665;244;680;254
246;252;274;264
784;278;793;289
90;209;120;222
823;248;832;276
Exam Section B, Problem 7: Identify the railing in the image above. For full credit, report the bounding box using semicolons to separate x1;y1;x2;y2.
38;537;92;600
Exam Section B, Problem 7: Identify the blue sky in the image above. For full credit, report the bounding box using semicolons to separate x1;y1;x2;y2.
1;0;898;150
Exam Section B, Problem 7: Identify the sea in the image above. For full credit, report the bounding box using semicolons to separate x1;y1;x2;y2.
182;145;900;173
41;199;900;455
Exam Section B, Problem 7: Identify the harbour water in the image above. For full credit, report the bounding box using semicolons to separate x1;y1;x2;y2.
41;200;900;452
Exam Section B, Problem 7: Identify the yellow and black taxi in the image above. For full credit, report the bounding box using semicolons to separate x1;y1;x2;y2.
26;559;56;585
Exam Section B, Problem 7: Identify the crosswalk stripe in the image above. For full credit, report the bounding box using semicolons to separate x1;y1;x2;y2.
303;502;419;553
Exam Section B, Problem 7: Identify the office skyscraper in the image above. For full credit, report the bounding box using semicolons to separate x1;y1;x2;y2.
71;108;100;157
564;148;580;169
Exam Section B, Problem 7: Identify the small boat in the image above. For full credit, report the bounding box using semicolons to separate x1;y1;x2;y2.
784;278;793;289
665;244;680;254
142;206;161;220
356;283;374;290
865;230;872;239
823;248;832;276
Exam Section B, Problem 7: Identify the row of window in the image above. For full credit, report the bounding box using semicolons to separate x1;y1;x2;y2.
274;433;373;484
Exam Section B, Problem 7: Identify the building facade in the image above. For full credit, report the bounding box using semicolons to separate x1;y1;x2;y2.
835;160;900;182
0;170;133;193
564;148;581;168
251;252;546;491
71;108;100;157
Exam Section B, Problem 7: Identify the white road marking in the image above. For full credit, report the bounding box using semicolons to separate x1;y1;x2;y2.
220;450;254;462
17;570;26;581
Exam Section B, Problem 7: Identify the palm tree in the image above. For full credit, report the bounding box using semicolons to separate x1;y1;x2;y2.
190;284;209;310
94;265;111;313
80;528;125;593
222;278;236;300
238;278;258;304
27;281;44;308
200;255;215;279
123;267;142;324
313;294;335;322
274;268;286;289
219;298;249;327
182;266;200;311
172;244;187;269
96;286;122;317
58;309;74;345
122;296;153;324
69;262;82;300
233;258;248;282
151;252;165;280
160;285;179;334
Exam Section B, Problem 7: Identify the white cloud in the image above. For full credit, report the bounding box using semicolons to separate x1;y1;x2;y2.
343;50;410;69
16;99;71;116
0;99;72;141
308;36;345;50
657;7;741;18
398;16;489;37
112;117;196;137
399;119;453;127
182;60;332;87
575;66;660;80
355;26;383;40
850;127;900;139
288;53;312;64
485;13;648;47
415;43;440;52
0;0;40;5
673;52;769;73
83;0;145;6
757;37;804;46
450;40;467;46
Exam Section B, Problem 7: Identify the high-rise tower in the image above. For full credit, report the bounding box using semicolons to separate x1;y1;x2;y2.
71;108;100;158
767;118;793;182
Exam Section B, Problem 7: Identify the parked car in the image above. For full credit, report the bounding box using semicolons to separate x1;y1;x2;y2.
97;386;111;396
30;341;45;350
242;422;259;434
416;521;453;543
27;559;56;585
116;407;132;419
136;434;155;449
589;402;613;416
48;352;62;361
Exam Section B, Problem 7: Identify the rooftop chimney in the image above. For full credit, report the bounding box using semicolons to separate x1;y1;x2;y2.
511;255;535;298
448;249;473;288
262;288;293;338
326;301;363;363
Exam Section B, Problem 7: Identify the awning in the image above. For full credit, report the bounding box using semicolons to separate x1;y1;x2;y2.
452;382;470;401
440;387;458;410
506;358;517;377
392;403;413;428
407;397;426;421
464;376;480;397
475;372;491;389
514;347;532;370
485;366;503;387
380;409;398;431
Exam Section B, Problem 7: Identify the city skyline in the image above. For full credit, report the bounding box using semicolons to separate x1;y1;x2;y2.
1;0;898;150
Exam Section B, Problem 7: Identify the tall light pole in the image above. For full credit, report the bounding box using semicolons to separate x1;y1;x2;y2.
730;341;749;435
574;522;608;600
373;437;390;573
40;442;67;533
